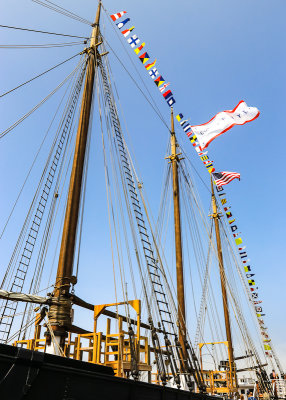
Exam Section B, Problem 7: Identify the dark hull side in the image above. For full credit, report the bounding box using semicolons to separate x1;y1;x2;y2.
0;344;218;400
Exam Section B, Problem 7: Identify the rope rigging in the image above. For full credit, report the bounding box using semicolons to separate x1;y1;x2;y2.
0;41;87;49
32;0;93;26
152;135;275;391
178;161;227;364
102;36;169;131
98;54;170;385
20;79;86;341
218;212;280;385
0;68;80;240
97;43;206;390
0;52;83;99
0;57;87;343
0;59;85;139
0;24;89;39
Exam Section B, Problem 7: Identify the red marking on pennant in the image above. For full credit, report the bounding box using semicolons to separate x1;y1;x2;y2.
110;11;127;21
136;44;144;52
163;90;172;98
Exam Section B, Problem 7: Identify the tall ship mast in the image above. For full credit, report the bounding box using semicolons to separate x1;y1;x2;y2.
0;1;284;399
46;1;102;353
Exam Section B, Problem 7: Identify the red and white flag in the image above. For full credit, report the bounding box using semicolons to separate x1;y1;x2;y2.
212;171;240;187
110;11;127;21
191;100;260;150
159;82;170;93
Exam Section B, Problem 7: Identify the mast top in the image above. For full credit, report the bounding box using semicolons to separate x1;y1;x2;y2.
90;1;101;48
171;106;175;135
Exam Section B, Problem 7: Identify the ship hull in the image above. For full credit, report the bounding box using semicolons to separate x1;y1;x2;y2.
0;343;218;400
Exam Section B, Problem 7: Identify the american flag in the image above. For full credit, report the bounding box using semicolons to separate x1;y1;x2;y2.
212;171;240;187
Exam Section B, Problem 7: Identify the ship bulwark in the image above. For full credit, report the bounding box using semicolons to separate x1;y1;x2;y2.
0;344;219;400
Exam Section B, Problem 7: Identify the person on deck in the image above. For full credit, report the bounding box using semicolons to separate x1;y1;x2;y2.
269;370;279;398
248;391;257;400
270;370;278;380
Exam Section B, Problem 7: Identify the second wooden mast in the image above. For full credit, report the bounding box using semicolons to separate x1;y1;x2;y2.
47;2;102;352
169;108;187;355
211;178;238;392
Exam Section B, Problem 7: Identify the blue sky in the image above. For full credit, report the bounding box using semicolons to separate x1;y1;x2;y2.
0;0;285;368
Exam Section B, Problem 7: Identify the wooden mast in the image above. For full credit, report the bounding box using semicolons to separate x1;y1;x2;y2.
47;2;102;351
211;178;238;392
169;108;187;354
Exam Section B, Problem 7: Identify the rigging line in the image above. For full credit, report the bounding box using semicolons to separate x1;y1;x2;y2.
102;10;213;202
105;6;211;198
0;311;28;321
0;24;89;39
219;219;271;359
99;95;120;313
131;159;175;322
137;183;179;329
44;313;65;356
46;126;78;291
31;0;92;26
104;14;211;203
44;82;86;287
101;93;141;304
6;314;37;344
103;37;170;131
96;63;121;309
25;133;80;338
0;55;86;240
0;113;59;289
102;105;138;302
103;52;147;187
102;24;210;199
0;41;87;49
225;274;263;364
181;168;226;355
46;105;81;291
102;57;155;313
180;146;211;194
0;63;85;339
0;53;84;285
99;73;132;322
0;52;82;98
181;180;218;358
99;83;132;321
101;7;167;128
74;80;93;280
43;0;92;25
21;65;86;336
99;60;159;327
0;61;83;139
155;161;171;245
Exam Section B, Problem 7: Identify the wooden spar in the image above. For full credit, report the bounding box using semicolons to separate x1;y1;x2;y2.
48;2;102;346
169;108;187;353
211;178;238;391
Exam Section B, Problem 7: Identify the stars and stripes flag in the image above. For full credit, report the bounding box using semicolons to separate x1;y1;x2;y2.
212;171;240;187
110;11;127;21
191;100;260;150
